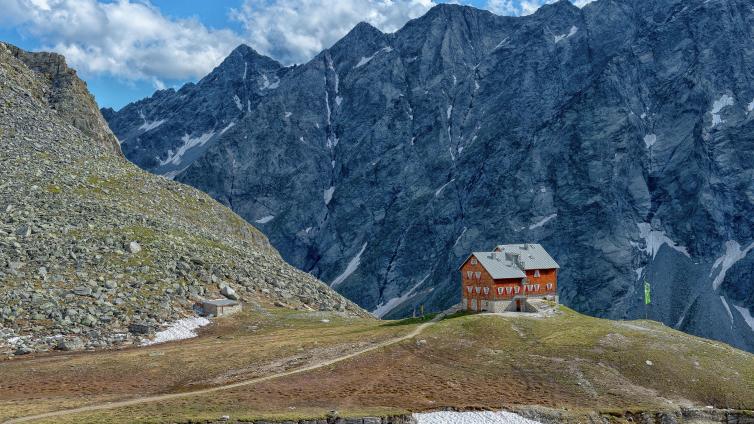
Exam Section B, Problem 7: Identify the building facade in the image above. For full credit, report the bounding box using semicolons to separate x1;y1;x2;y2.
459;243;559;312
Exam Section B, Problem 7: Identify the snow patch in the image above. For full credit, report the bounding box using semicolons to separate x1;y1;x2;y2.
372;274;430;318
137;110;165;132
259;74;279;90
643;134;657;149
709;94;734;127
734;305;754;333
635;267;644;281
331;242;368;287
233;95;243;111
748;98;754;112
139;119;165;132
285;111;292;118
636;223;690;260
710;240;754;290
447;105;453;120
720;296;734;324
324;186;335;205
554;26;578;43
435;179;455;197
255;215;274;224
414;411;542;424
354;46;392;68
529;213;557;230
494;37;510;50
219;122;235;135
160;130;215;166
335;96;342;106
141;317;210;346
453;227;468;248
162;166;189;180
242;62;247;80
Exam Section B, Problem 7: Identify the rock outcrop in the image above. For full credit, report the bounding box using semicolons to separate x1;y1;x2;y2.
0;42;365;355
105;0;754;352
7;44;122;156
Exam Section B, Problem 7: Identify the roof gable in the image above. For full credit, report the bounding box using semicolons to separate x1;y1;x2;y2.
471;252;527;279
494;243;560;270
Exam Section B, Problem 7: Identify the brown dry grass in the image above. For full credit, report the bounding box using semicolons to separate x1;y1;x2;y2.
5;307;754;424
0;308;409;422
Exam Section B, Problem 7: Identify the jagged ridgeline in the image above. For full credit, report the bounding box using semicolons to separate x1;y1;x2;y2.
0;42;366;355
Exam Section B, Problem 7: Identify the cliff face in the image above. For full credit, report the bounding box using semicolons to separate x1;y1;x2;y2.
0;42;365;355
105;0;754;352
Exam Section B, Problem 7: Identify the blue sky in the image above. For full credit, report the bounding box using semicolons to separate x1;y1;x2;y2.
0;0;577;110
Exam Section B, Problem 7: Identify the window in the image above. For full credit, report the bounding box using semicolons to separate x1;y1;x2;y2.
471;258;478;265
514;287;520;294
475;286;481;294
534;270;541;278
546;283;553;290
535;284;540;291
466;271;473;278
507;287;513;295
467;286;473;293
475;271;481;279
483;287;489;295
497;287;503;295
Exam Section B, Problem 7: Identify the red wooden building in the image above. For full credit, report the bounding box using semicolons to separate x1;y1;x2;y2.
459;243;559;312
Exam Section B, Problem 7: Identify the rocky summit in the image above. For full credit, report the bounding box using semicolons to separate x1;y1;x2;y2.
105;0;754;352
0;42;365;356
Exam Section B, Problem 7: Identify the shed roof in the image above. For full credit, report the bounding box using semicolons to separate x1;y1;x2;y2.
203;299;239;307
471;252;527;279
494;243;560;270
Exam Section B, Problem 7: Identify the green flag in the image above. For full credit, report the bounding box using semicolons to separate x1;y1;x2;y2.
644;280;651;305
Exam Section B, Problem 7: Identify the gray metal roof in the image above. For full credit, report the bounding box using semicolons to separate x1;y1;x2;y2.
472;252;527;279
494;243;560;270
204;299;239;306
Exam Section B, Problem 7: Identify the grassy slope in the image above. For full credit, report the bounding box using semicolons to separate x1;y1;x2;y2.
5;307;754;423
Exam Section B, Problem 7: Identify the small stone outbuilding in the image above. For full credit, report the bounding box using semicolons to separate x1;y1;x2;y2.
202;299;242;317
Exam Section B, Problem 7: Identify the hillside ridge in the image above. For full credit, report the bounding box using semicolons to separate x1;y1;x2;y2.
0;42;366;356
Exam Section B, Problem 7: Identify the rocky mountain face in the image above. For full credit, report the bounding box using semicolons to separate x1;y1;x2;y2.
7;44;122;157
105;0;754;352
0;42;364;356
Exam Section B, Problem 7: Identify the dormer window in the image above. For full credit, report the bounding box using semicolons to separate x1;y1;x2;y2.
534;270;541;278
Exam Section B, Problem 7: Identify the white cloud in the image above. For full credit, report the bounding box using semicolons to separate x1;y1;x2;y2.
230;0;435;65
1;0;600;88
2;0;242;86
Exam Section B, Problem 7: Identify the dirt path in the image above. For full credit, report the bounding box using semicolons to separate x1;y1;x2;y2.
4;318;438;424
